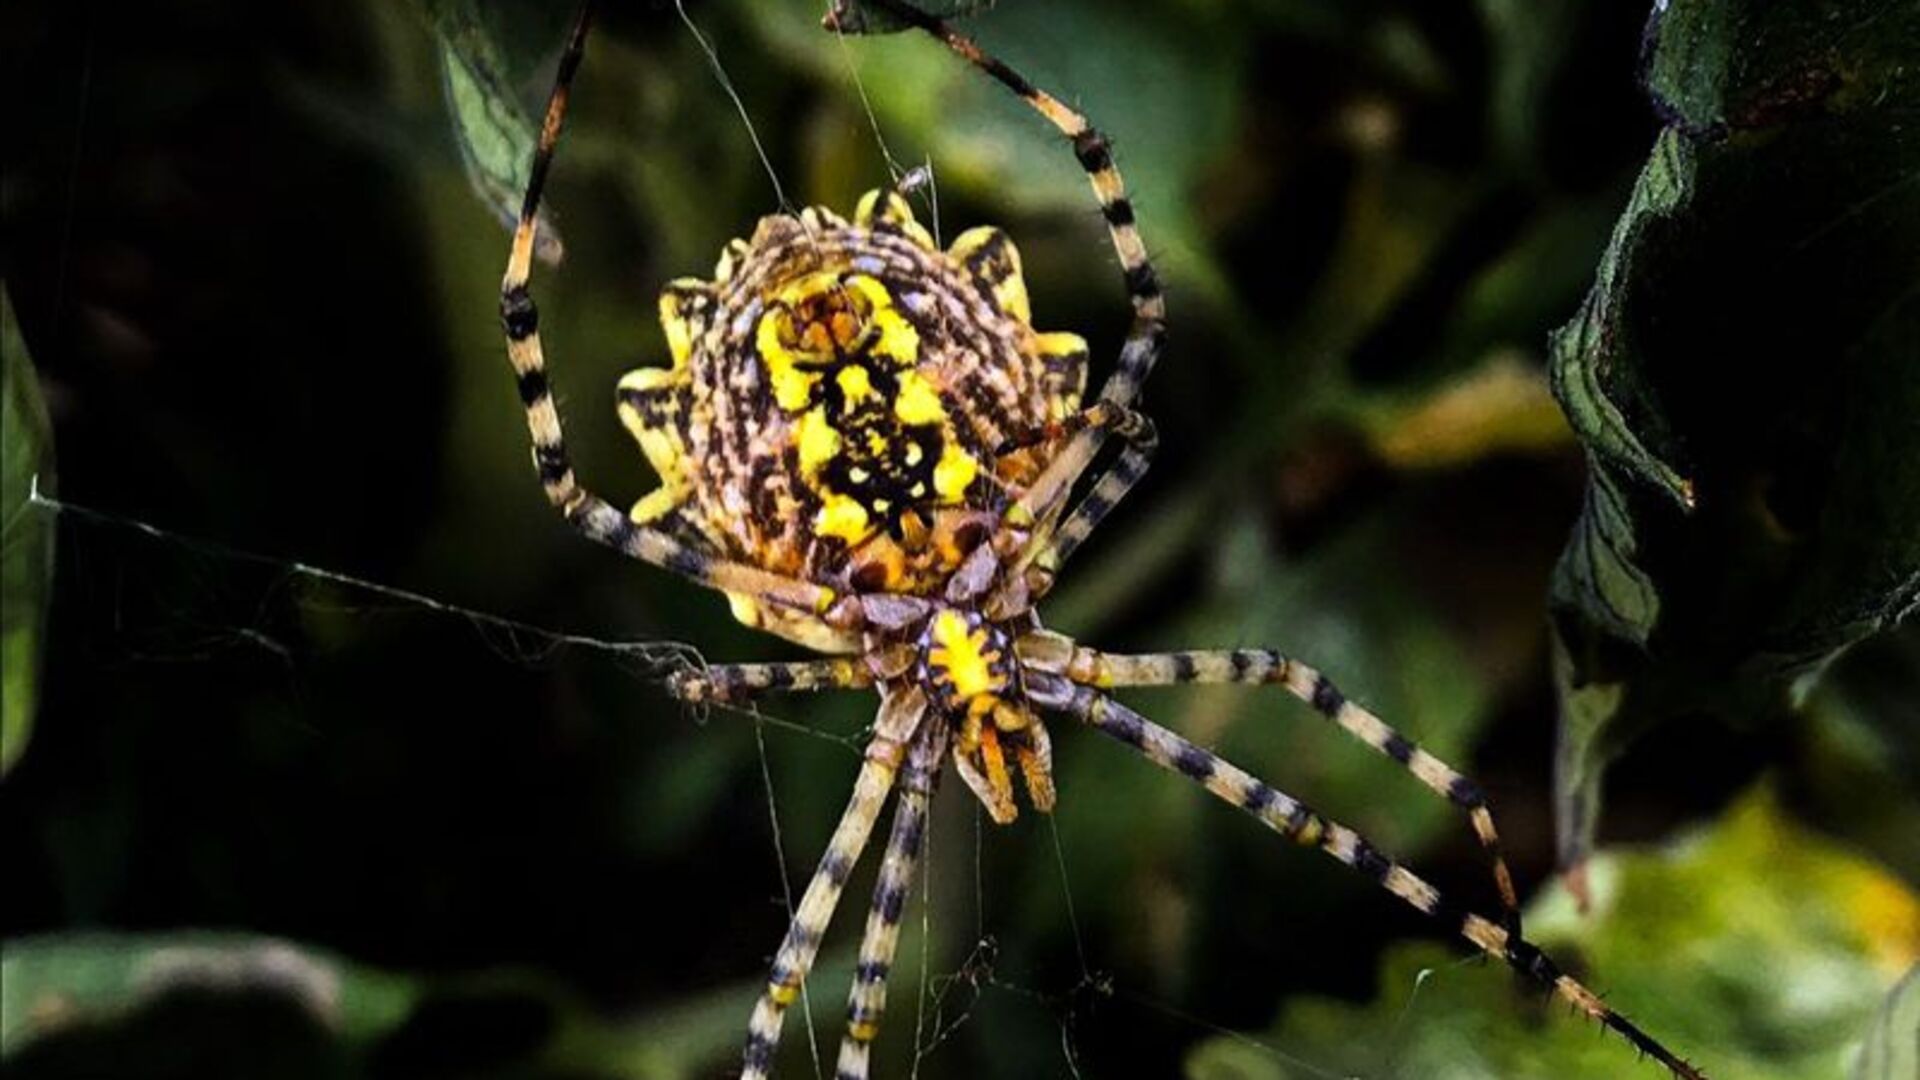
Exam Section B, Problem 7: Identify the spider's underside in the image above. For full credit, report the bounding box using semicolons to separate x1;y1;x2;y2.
495;2;1707;1078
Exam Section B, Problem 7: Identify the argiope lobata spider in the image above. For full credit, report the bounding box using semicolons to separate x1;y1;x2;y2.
496;2;1706;1077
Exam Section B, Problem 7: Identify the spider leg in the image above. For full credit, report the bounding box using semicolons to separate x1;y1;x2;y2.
1023;438;1155;598
667;659;873;705
1028;674;1705;1080
996;401;1156;457
1059;646;1522;934
501;3;838;620
835;724;947;1080
742;687;930;1080
864;1;1168;566
991;404;1157;595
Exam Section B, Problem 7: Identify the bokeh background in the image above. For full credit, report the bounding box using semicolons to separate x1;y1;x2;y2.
5;1;1917;1078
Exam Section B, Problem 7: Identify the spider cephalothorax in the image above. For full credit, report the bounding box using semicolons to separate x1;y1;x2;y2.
919;604;1054;822
496;3;1706;1078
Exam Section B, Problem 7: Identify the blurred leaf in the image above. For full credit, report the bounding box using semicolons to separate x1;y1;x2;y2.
1427;199;1625;376
1475;0;1584;173
423;0;567;263
750;0;1243;302
1;931;758;1078
1357;351;1571;470
558;952;854;1080
1800;626;1920;883
1852;965;1920;1080
1545;0;1920;870
1188;785;1920;1080
0;933;416;1060
1;286;55;778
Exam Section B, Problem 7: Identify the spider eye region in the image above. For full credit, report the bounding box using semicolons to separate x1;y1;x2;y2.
756;272;982;547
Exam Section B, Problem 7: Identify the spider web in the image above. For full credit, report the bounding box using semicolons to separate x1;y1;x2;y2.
20;485;1417;1080
6;5;1494;1078
602;10;1484;1072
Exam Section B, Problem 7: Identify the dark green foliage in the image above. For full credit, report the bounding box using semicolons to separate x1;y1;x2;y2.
1853;965;1920;1080
1193;789;1920;1078
2;289;55;776
5;2;1914;1078
1548;0;1920;872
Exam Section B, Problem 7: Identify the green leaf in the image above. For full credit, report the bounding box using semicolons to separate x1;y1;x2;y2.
423;0;568;263
1;287;55;778
1546;128;1697;514
1853;965;1920;1080
1545;0;1920;870
1188;786;1920;1080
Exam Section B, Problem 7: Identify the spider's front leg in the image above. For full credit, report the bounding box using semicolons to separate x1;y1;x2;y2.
992;404;1160;598
1020;437;1156;596
665;658;873;706
865;0;1170;579
501;0;853;622
1024;672;1705;1080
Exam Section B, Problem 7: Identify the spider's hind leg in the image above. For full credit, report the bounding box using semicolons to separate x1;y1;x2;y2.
1031;676;1704;1080
995;402;1159;592
835;724;946;1080
741;688;930;1079
1054;645;1523;935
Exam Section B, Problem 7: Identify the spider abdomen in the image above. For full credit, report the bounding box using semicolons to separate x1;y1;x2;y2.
618;189;1089;634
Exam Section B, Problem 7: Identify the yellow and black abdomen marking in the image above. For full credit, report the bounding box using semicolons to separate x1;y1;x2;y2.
616;279;713;527
812;363;953;538
756;270;983;548
621;184;1093;608
949;225;1089;426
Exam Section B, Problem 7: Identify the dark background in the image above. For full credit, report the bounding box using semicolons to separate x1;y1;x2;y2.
5;2;1915;1077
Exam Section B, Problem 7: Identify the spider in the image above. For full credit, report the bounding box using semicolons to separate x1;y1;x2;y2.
496;2;1705;1077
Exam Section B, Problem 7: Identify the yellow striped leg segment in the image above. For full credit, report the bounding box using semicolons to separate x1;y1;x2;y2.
1059;646;1522;933
1022;440;1155;599
667;659;872;705
1034;676;1704;1080
995;400;1155;457
833;725;946;1080
997;404;1157;593
854;1;1163;333
854;1;1170;570
742;739;907;1080
500;2;838;619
